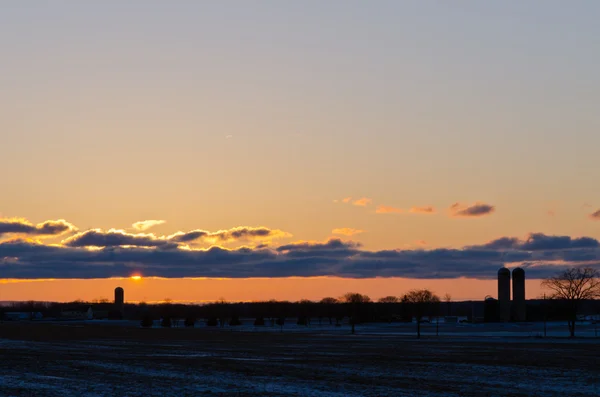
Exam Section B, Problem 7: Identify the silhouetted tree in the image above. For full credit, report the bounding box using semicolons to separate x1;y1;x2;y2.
320;297;338;325
229;316;242;326
215;298;228;328
542;267;600;337
444;293;452;316
161;317;172;328
184;316;196;327
341;293;371;334
297;299;312;326
206;317;219;327
377;296;399;322
405;289;441;339
254;317;265;326
276;317;285;332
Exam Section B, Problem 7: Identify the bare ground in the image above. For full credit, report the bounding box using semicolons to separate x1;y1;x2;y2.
0;322;598;396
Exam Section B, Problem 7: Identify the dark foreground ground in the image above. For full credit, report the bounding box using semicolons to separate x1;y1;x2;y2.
0;322;598;396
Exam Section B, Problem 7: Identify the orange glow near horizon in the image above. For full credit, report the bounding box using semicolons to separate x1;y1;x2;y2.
0;276;547;303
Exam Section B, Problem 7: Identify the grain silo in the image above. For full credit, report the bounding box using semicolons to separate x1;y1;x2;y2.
114;287;124;314
512;267;526;322
497;267;511;322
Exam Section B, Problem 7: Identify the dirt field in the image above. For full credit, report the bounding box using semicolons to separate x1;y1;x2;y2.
1;322;598;396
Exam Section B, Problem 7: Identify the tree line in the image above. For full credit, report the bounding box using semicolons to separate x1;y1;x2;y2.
2;267;599;337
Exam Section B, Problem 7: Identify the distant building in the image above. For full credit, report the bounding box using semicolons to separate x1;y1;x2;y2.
444;316;459;324
60;306;93;320
3;312;43;321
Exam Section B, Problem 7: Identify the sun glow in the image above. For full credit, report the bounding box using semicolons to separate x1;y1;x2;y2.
130;275;142;281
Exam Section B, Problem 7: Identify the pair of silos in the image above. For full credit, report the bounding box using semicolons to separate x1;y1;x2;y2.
497;267;526;322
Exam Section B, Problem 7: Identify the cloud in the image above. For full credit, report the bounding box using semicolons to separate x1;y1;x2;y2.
0;218;76;237
1;233;599;279
410;206;435;214
63;229;177;249
449;202;495;217
474;237;521;250
64;226;291;248
170;227;291;243
342;197;352;203
1;215;598;280
520;233;599;251
590;210;600;220
210;227;289;241
332;228;364;236
375;205;403;214
168;230;209;243
132;220;166;231
352;198;372;207
472;233;599;251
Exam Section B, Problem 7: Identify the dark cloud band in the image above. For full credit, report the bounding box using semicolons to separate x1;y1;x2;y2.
1;234;599;280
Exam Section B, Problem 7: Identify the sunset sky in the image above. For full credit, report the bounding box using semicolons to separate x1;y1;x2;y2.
1;2;599;302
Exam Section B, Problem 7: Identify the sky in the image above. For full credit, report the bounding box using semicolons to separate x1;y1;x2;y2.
1;1;599;302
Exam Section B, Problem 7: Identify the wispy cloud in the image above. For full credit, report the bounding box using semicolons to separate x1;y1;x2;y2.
132;220;166;231
169;227;291;243
208;227;291;242
410;206;435;214
342;197;353;204
332;228;365;236
375;205;403;214
352;197;372;207
449;202;495;217
590;210;600;220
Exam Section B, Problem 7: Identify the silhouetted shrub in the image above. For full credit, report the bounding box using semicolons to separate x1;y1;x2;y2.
184;317;195;327
254;317;265;326
297;316;308;326
161;317;172;328
229;316;242;326
140;315;153;328
276;317;285;327
206;317;218;326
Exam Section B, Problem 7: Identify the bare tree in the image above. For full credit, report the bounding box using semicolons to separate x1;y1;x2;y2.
378;296;400;303
319;297;338;325
405;289;441;339
541;267;600;337
444;293;452;317
340;293;371;334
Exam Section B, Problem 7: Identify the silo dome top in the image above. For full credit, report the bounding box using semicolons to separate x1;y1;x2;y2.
512;267;524;276
498;267;510;275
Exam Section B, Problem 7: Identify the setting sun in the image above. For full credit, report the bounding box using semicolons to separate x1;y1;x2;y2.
130;275;142;281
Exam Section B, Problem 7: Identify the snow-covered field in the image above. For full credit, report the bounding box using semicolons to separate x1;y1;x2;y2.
0;322;598;396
